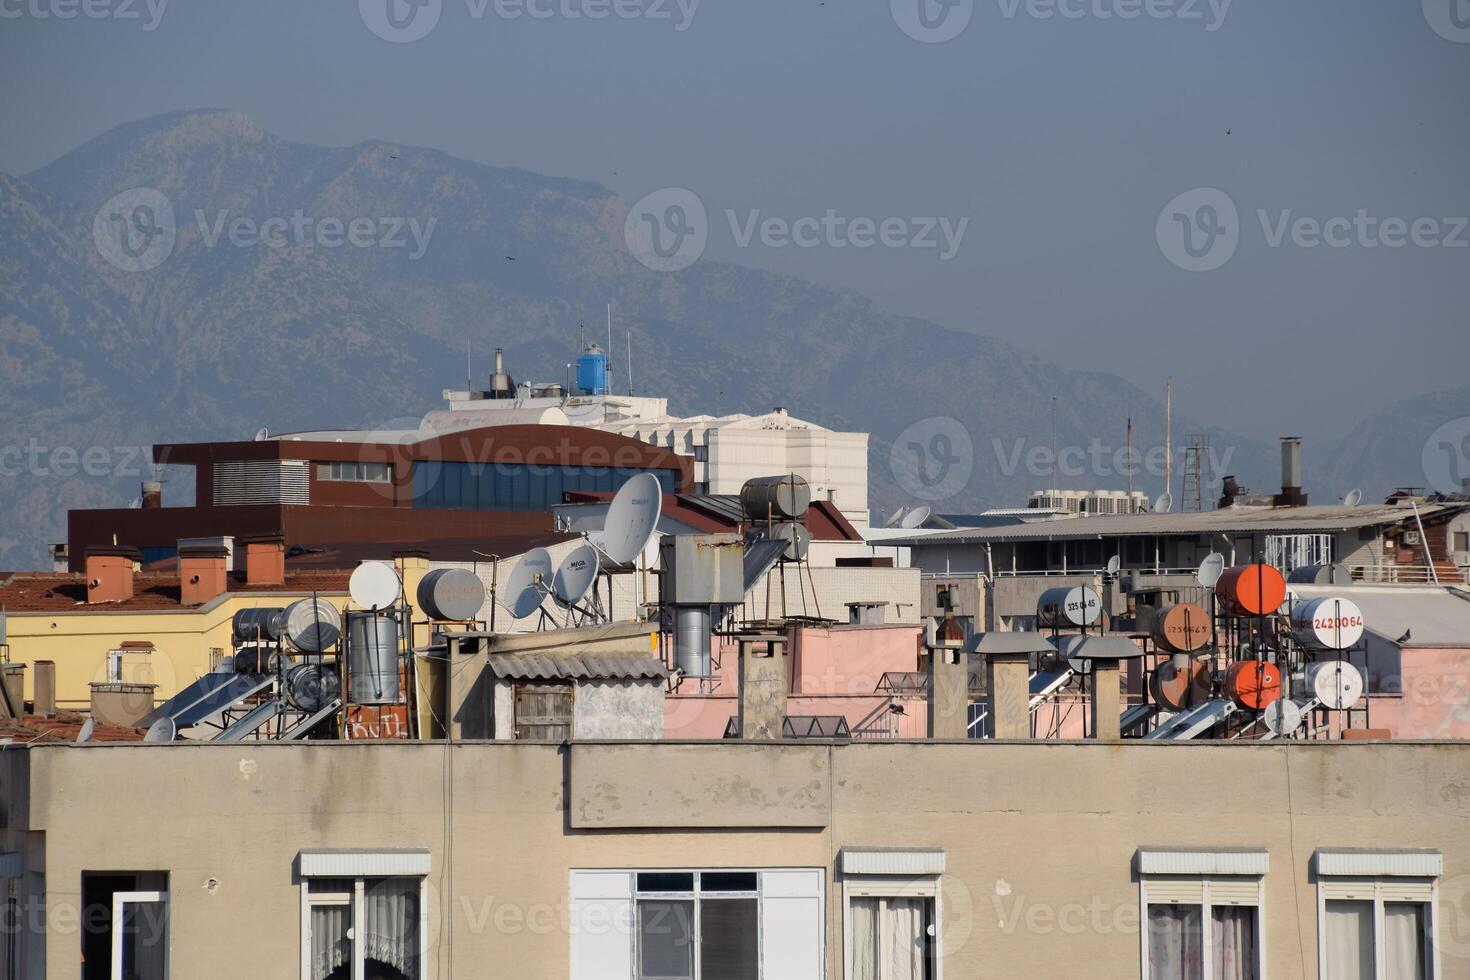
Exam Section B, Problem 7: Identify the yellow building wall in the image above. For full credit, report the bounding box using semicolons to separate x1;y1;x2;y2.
3;591;349;710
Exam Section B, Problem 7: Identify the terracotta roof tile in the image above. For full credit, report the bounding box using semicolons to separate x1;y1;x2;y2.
0;711;146;743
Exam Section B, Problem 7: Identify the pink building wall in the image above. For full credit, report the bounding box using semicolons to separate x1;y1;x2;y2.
1367;646;1470;738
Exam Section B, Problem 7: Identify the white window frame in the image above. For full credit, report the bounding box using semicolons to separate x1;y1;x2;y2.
298;856;429;980
632;871;761;980
839;849;946;980
1136;849;1268;980
110;890;169;980
1314;849;1441;980
569;867;823;980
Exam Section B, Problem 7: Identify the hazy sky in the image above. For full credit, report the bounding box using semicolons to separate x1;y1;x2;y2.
1;0;1465;439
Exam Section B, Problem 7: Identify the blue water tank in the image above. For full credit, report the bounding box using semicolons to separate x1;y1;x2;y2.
576;345;609;395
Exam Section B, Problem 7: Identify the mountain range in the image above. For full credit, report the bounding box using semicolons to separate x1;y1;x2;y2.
1;109;1463;569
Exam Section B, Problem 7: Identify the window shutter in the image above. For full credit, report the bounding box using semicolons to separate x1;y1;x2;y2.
1321;879;1379;902
1378;881;1434;903
1145;878;1205;905
761;870;824;980
569;872;633;980
1207;878;1261;906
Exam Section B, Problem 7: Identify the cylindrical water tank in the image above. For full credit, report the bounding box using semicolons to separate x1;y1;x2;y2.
1215;564;1287;618
417;568;486;622
283;598;342;653
1290;597;1366;651
231;647;290;675
1304;660;1365;710
1036;586;1102;629
1151;602;1211;653
740;475;811;521
232;607;286;643
347;612;401;704
1224;660;1282;711
1149;657;1211;711
673;605;712;678
576;346;609;396
752;522;812;561
1287;564;1353;586
286;662;342;712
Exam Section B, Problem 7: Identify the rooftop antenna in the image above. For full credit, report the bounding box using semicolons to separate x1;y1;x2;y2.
1126;405;1134;511
627;330;633;396
466;338;472;392
607;302;613;386
1164;377;1173;502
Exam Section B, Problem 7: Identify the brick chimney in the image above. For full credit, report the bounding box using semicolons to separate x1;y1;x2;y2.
179;544;230;605
141;481;163;509
241;534;286;586
1275;437;1308;507
33;660;57;717
85;546;140;603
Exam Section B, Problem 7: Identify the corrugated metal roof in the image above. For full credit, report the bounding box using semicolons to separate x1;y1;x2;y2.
486;653;669;681
884;503;1464;546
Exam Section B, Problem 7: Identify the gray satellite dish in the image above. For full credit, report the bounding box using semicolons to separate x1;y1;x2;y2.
76;718;96;743
1197;552;1226;589
899;505;932;529
1343;488;1363;507
144;717;176;743
597;473;663;565
1153;492;1173;514
883;507;908;528
503;548;554;619
1106;555;1121;575
349;562;401;610
553;543;601;606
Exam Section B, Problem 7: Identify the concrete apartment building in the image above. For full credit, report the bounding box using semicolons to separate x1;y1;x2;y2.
1;739;1465;980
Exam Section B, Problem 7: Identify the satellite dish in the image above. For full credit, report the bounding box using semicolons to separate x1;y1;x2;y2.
76;718;96;743
883;507;908;528
254;426;270;441
1197;552;1226;589
1106;555;1121;575
1343;488;1363;507
597;473;663;565
899;505;932;529
1153;492;1173;514
144;717;176;743
552;543;601;606
349;562;402;609
1262;698;1304;737
503;548;554;619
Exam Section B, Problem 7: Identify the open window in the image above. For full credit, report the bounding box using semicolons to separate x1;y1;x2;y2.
80;871;169;980
1136;848;1267;980
1314;849;1441;980
299;851;429;980
839;848;945;980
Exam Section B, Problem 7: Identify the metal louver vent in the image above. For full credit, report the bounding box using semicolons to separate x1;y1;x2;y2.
212;460;310;506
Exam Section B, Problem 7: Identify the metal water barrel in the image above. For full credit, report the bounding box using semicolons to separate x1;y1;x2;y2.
1224;660;1282;711
1290;597;1366;651
286;662;342;712
673;605;712;677
1151;602;1211;653
751;522;812;561
232;607;286;643
417;568;486;621
283;598;342;653
347;612;401;704
1036;586;1102;628
1304;660;1365;710
1287;563;1353;586
1215;564;1287;618
740;475;811;521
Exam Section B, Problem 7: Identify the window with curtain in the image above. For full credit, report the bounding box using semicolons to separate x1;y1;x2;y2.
847;895;934;980
1322;895;1432;980
633;871;759;980
305;876;421;980
1141;877;1261;980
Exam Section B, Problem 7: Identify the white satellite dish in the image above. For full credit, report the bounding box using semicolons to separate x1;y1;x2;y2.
1343;488;1363;507
254;426;270;441
597;473;663;565
552;543;601;606
1197;552;1226;589
883;507;908;528
349;562;402;609
503;548;554;619
899;505;932;529
144;717;176;743
77;718;96;743
1262;698;1304;737
1106;555;1121;575
1153;492;1173;514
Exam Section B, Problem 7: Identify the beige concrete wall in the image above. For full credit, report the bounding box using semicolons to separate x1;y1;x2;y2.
8;740;1470;980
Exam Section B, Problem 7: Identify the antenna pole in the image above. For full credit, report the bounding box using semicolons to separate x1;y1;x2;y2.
1126;414;1134;512
607;302;613;384
1164;378;1173;501
466;338;471;391
627;330;633;396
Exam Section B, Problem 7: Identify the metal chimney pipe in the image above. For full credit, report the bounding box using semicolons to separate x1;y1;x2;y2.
494;349;504;374
1281;437;1302;491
